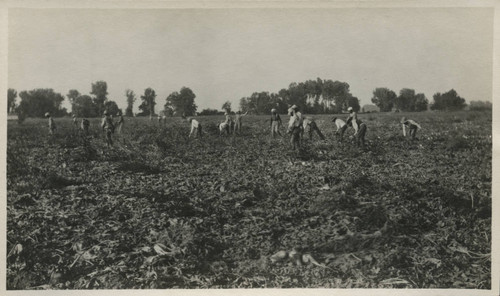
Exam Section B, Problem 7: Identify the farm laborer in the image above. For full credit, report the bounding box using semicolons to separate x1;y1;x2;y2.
101;111;115;147
401;117;421;140
234;110;248;134
116;112;124;134
345;106;359;132
72;114;78;127
81;118;90;134
218;120;230;136
224;110;234;134
346;107;367;148
270;108;282;138
302;117;325;140
183;115;202;138
45;112;56;135
287;105;303;150
332;117;347;142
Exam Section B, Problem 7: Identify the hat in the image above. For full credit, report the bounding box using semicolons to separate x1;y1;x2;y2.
104;110;109;115
72;114;76;118
291;105;298;110
45;112;50;117
347;107;353;112
271;108;276;113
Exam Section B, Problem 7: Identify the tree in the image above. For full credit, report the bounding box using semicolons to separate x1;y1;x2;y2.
138;88;157;116
17;89;66;117
395;88;415;112
90;81;108;116
469;100;492;111
67;89;80;104
371;88;396;112
165;87;197;116
239;97;250;113
414;93;429;112
222;101;232;113
346;95;361;112
72;95;97;118
321;80;350;113
394;88;428;112
125;89;136;116
8;88;17;114
104;100;122;116
431;89;466;111
67;89;81;114
199;108;222;116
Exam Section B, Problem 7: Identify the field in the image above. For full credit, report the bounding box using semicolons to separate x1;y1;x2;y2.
6;111;491;289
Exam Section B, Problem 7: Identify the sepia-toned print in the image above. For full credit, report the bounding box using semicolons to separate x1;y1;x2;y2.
5;5;494;292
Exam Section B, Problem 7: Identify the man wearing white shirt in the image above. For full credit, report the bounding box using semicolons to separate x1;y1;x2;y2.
187;117;202;138
287;105;303;150
346;107;367;148
401;117;421;140
332;117;347;142
302;117;325;140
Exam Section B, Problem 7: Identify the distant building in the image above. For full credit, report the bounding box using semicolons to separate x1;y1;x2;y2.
362;104;379;113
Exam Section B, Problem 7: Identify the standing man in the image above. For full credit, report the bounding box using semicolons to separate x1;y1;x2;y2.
346;107;367;148
101;111;115;147
81;118;90;134
332;117;347;142
233;110;248;135
270;108;282;138
401;117;421;140
45;112;56;135
116;112;124;134
72;114;78;127
287;105;303;150
224;110;234;135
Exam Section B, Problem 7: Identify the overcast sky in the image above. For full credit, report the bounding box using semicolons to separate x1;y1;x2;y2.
8;7;494;113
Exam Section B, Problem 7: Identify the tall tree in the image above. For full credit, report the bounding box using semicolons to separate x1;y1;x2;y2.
469;100;492;111
321;80;350;113
222;101;232;113
17;89;66;117
346;95;361;112
67;89;81;114
414;93;429;112
90;81;108;115
395;88;428;112
104;100;122;116
239;97;250;113
371;87;396;112
431;89;466;111
138;88;157;116
67;89;80;104
165;87;197;116
72;95;97;118
395;88;416;112
125;89;136;116
8;88;17;114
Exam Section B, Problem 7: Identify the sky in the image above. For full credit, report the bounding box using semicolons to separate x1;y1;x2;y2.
8;7;494;113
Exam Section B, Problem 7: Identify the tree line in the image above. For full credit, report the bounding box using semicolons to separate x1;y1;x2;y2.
7;81;199;119
7;78;488;119
238;78;361;115
371;87;468;112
